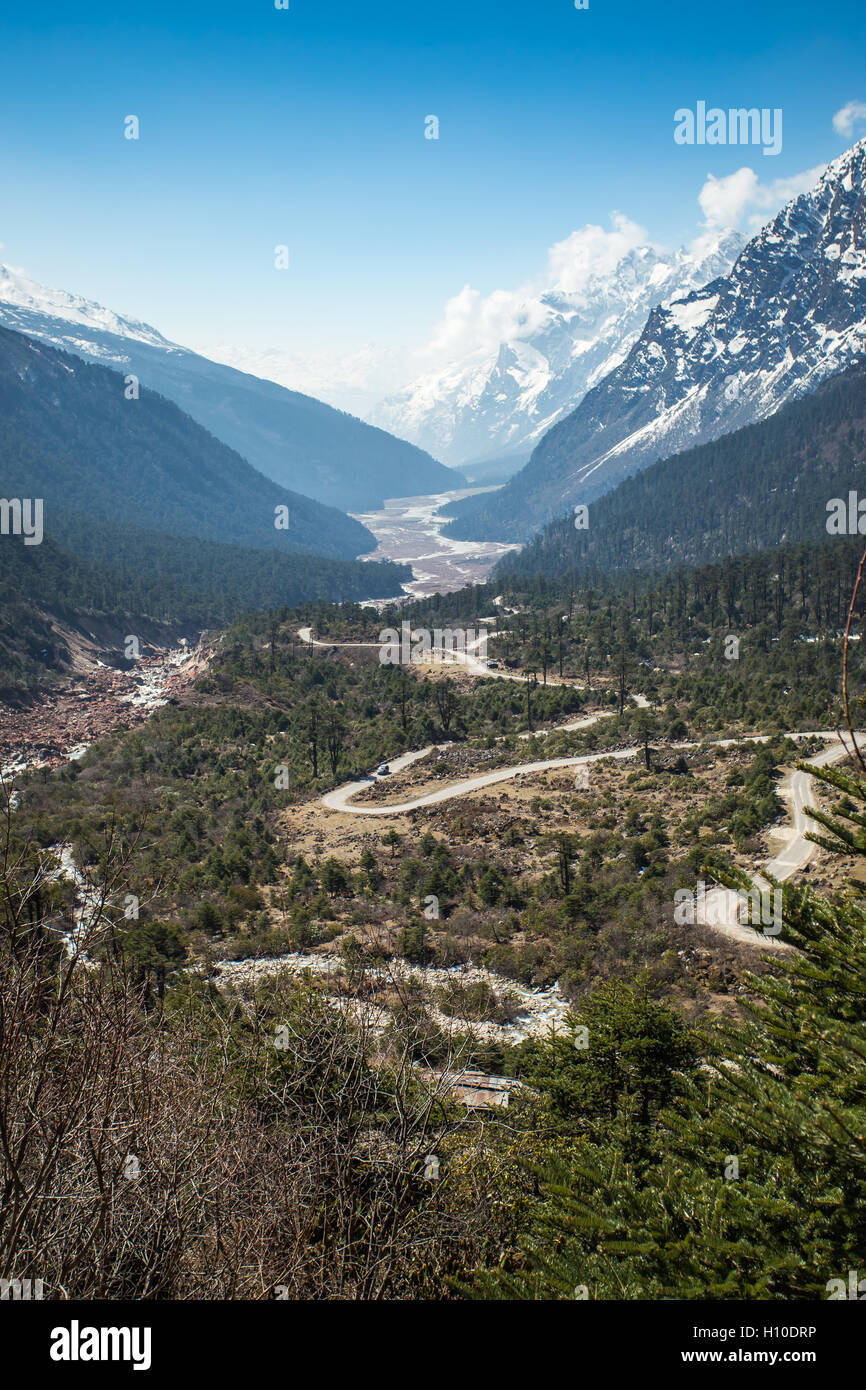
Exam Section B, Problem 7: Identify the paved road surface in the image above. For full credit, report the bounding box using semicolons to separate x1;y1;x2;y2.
301;624;854;950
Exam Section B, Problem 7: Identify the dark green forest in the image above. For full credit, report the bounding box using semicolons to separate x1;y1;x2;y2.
0;526;409;697
4;594;866;1299
488;360;866;579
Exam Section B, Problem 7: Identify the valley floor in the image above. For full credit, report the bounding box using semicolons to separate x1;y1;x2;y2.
351;487;522;597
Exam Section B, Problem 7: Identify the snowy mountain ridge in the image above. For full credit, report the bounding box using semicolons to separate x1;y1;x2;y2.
444;139;866;540
371;230;745;471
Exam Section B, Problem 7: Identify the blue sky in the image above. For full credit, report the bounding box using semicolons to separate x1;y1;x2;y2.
1;0;864;368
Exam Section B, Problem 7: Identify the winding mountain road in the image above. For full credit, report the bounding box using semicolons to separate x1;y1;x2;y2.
296;622;643;689
300;624;854;949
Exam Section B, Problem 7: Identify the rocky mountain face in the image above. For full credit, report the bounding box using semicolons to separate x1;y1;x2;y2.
372;232;744;472
0;266;461;512
445;140;866;541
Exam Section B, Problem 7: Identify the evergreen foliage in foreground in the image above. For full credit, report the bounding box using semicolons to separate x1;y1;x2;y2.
468;760;866;1299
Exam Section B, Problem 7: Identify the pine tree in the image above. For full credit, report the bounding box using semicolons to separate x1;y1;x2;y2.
470;770;866;1300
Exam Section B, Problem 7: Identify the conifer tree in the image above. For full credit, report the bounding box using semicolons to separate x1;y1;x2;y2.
471;773;866;1299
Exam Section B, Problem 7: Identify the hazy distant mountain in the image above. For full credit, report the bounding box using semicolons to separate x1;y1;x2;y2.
198;340;409;422
372;230;744;470
0;266;462;512
446;141;866;542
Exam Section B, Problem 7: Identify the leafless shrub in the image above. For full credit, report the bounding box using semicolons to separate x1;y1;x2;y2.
0;801;491;1298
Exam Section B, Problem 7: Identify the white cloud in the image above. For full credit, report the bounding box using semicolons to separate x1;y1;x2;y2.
422;214;648;365
697;167;760;229
424;283;551;363
697;164;825;234
210;167;824;413
833;100;866;138
545;214;647;295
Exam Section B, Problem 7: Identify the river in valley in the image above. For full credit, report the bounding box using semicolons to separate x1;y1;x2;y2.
352;487;521;600
2;491;513;779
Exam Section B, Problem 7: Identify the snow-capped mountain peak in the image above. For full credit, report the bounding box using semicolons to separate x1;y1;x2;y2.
0;264;173;353
0;264;459;512
371;228;745;471
444;138;866;540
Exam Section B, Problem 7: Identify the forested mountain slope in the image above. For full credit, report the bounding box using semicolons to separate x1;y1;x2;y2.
0;525;409;697
495;360;866;584
446;140;866;540
0;325;374;560
0;266;462;511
